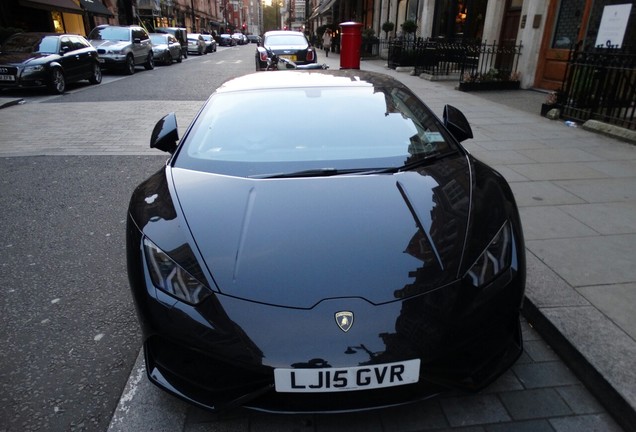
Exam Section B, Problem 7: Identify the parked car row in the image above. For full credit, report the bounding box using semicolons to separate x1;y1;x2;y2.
0;27;250;95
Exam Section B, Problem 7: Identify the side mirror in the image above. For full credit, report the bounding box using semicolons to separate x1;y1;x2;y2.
150;113;179;154
443;105;473;142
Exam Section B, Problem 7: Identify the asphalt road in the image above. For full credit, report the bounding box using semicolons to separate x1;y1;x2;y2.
0;44;255;432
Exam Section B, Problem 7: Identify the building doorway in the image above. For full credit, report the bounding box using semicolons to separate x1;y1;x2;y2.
535;0;635;90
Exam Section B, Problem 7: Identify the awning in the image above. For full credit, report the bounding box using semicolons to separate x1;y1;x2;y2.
318;0;337;14
80;0;113;16
136;0;160;12
19;0;82;14
307;5;320;20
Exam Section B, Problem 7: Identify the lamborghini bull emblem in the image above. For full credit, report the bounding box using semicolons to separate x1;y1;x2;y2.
335;311;354;332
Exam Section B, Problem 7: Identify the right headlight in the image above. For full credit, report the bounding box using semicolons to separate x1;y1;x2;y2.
465;221;512;288
143;237;211;305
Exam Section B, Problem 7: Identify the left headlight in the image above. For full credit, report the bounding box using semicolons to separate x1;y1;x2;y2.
24;65;45;74
143;237;211;305
465;221;512;288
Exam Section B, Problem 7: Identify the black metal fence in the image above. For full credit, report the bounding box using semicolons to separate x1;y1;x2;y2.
558;44;636;130
385;38;522;84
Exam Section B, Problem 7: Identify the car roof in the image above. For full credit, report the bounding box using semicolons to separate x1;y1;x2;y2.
264;30;305;37
215;70;403;94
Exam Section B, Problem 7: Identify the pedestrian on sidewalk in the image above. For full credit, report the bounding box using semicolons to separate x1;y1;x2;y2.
322;30;332;57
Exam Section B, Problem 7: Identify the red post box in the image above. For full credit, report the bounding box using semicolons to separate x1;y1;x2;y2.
339;22;363;69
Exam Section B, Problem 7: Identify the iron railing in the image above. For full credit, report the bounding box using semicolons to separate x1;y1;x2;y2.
385;38;522;83
558;44;636;130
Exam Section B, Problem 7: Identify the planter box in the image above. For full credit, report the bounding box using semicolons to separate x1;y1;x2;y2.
541;103;555;117
458;81;520;92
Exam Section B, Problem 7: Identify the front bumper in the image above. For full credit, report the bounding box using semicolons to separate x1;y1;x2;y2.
129;227;525;413
0;68;49;90
97;56;128;68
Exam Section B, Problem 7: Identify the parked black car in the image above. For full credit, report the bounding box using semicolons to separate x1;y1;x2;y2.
0;32;101;94
255;30;316;71
126;69;526;414
216;33;236;47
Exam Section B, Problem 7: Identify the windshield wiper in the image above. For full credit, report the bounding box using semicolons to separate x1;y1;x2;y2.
249;150;458;179
249;168;373;179
358;150;459;175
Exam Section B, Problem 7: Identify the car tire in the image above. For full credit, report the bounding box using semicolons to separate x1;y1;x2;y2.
88;62;102;84
177;52;183;63
144;52;155;70
48;68;65;94
124;55;135;75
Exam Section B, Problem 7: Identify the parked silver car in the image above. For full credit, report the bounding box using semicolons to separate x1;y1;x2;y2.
200;34;217;53
88;25;154;74
150;33;182;65
187;33;206;55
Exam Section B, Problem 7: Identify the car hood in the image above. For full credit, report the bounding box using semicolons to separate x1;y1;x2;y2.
90;40;129;50
0;52;56;66
170;156;471;308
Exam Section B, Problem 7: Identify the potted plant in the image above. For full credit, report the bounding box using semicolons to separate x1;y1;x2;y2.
401;20;418;37
361;27;378;56
541;91;559;116
459;68;521;91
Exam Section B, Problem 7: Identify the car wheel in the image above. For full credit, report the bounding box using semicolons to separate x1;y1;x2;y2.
124;55;135;75
177;52;183;63
144;52;155;70
47;68;65;94
89;62;102;84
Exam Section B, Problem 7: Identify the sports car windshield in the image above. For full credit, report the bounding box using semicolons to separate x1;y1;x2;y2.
175;85;457;177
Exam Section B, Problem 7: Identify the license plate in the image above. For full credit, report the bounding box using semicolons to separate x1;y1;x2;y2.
0;75;15;81
280;55;297;61
274;359;420;393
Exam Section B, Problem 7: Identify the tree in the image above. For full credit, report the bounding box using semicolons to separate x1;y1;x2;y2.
263;0;283;32
382;21;394;39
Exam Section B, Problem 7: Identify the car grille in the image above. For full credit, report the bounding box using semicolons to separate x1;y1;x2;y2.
0;66;18;75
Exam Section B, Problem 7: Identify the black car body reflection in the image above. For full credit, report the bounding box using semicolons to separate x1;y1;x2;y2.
126;70;526;413
0;32;102;94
